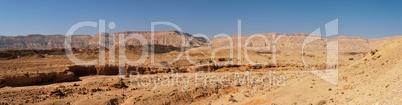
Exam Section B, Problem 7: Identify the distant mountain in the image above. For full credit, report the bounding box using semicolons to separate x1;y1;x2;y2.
88;31;207;48
0;31;207;50
0;35;91;50
0;31;395;53
210;33;386;53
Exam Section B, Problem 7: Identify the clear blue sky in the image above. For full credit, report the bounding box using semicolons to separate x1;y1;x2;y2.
1;0;401;38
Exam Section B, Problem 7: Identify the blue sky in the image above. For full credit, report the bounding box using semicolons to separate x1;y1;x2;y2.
0;0;401;38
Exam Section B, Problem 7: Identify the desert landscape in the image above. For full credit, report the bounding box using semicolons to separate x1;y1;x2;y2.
1;1;402;105
0;30;400;105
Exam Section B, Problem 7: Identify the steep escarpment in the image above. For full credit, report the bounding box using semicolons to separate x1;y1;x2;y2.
88;31;207;48
0;31;207;50
0;31;390;54
0;35;92;50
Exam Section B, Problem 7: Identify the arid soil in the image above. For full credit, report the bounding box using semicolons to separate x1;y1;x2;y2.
0;33;401;105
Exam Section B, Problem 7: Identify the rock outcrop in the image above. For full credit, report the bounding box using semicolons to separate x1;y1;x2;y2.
0;70;75;87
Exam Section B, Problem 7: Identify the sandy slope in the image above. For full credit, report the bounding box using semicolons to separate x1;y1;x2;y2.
224;37;402;104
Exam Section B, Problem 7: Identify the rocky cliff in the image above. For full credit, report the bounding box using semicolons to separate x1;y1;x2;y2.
0;31;207;50
88;31;206;48
0;35;92;50
0;31;389;53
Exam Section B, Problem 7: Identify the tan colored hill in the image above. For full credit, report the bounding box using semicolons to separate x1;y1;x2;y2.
210;33;384;53
219;37;402;104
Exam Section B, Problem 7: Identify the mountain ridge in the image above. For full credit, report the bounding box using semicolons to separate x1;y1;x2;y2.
0;31;396;53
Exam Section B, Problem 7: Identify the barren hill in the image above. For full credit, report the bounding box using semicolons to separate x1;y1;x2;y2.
210;33;385;53
227;37;402;104
333;37;402;104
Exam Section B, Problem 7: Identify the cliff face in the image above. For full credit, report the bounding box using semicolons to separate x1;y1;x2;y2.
0;31;207;50
0;35;92;50
88;31;207;48
0;31;388;52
